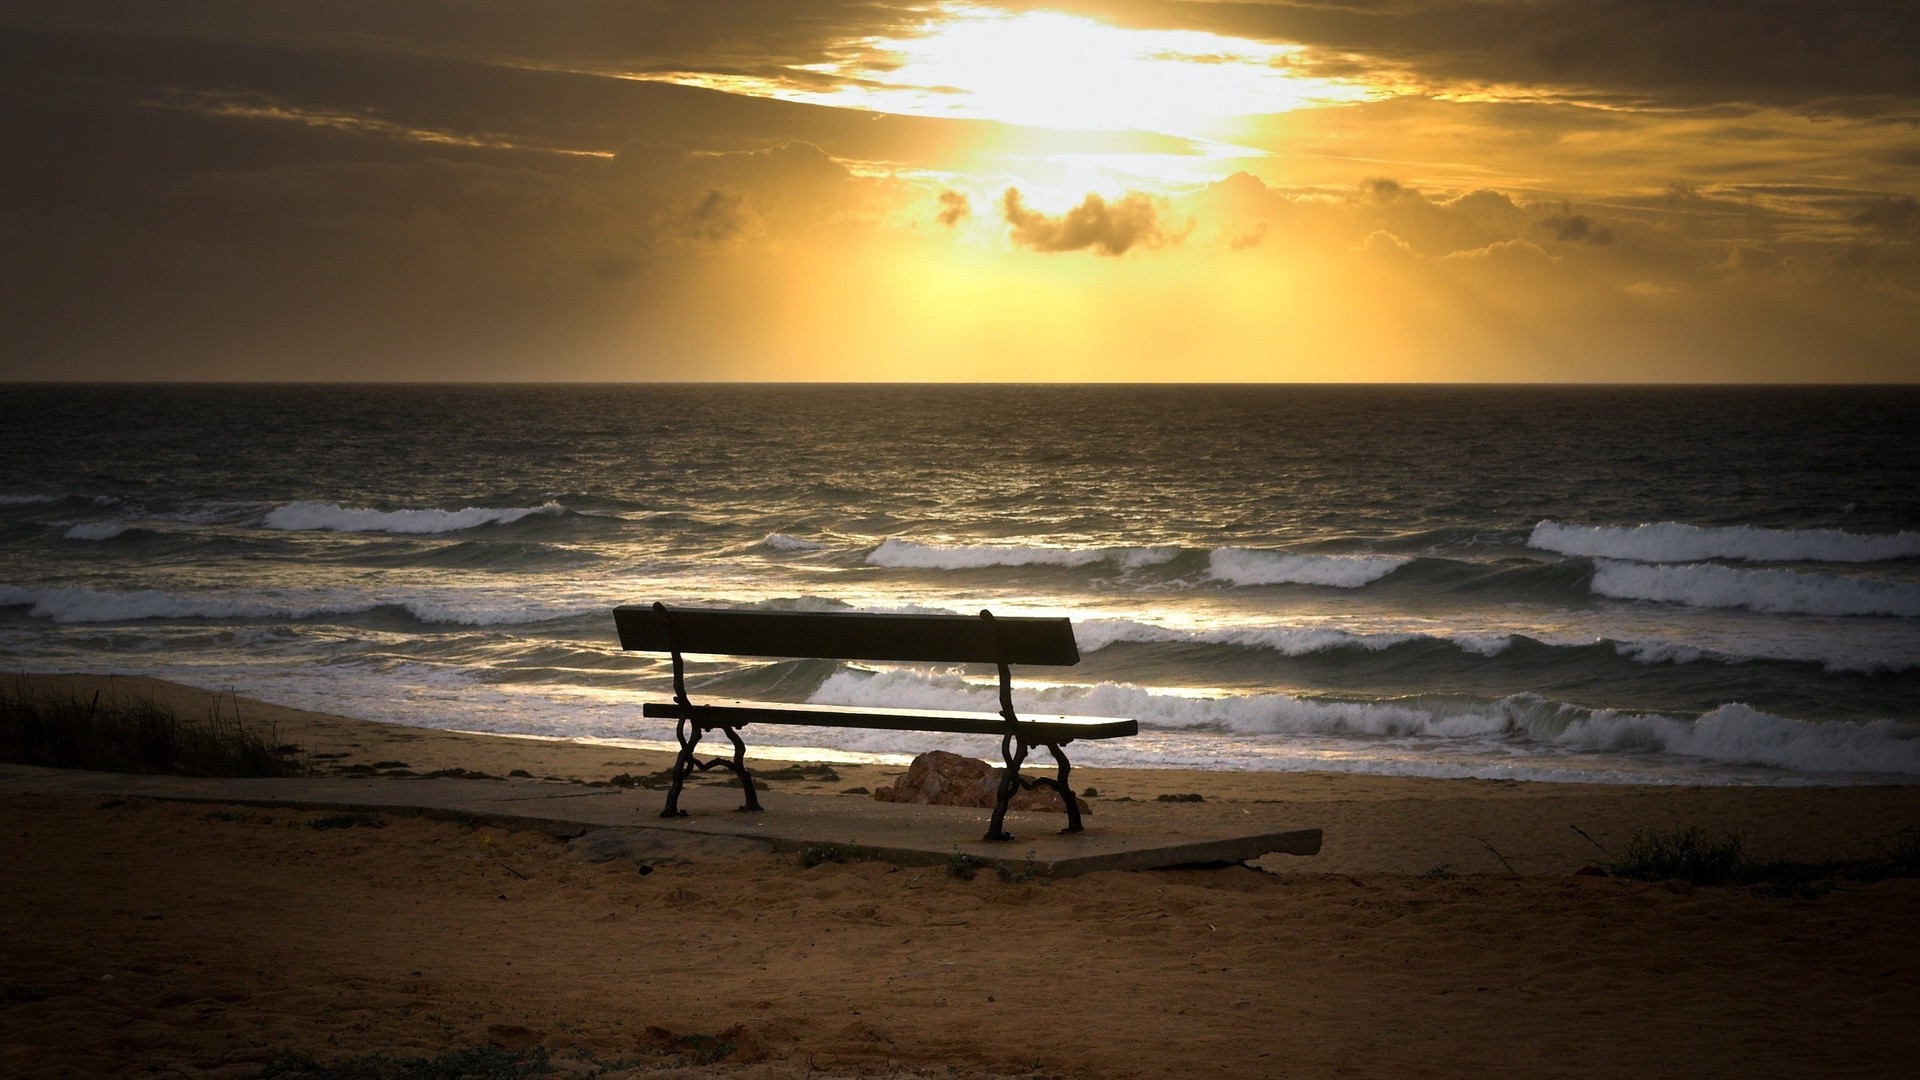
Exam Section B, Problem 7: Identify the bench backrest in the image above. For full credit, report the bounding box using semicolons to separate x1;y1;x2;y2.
613;605;1080;666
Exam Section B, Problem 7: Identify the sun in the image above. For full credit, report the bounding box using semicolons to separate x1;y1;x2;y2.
647;3;1377;141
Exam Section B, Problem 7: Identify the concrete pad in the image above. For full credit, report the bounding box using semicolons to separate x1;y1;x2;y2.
0;765;1321;877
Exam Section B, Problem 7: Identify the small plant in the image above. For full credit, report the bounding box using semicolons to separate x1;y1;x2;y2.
997;849;1044;883
797;841;861;868
1608;827;1750;886
946;851;987;880
1598;825;1920;891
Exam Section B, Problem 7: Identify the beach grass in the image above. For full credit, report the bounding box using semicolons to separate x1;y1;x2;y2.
1608;825;1920;889
0;684;304;778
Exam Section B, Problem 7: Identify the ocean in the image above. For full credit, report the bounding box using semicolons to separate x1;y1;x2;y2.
3;383;1917;784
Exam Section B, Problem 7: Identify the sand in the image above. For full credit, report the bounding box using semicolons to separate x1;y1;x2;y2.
3;672;1918;1078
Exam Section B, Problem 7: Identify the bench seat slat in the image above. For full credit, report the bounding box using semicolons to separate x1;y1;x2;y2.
614;606;1080;665
641;698;1137;740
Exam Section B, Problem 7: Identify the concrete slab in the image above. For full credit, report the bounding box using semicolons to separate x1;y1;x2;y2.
0;765;1321;878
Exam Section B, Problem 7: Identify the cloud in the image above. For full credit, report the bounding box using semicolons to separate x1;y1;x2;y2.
1001;188;1169;256
1538;203;1614;244
1124;0;1920;114
1855;195;1918;234
678;188;755;243
935;189;969;227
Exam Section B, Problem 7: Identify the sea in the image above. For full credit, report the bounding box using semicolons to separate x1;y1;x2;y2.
3;384;1918;785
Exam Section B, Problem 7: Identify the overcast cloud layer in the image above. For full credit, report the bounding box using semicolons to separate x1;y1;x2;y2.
2;1;1916;380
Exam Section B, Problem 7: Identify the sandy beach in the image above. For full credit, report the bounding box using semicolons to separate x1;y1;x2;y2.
4;672;1919;1078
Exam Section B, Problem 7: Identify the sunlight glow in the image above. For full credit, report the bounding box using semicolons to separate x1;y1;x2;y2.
646;3;1377;140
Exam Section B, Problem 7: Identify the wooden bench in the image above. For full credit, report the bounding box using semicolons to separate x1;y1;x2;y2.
613;603;1137;841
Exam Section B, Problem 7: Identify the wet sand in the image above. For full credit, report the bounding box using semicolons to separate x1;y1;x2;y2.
3;672;1918;1077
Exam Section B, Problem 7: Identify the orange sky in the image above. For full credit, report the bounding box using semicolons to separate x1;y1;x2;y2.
2;1;1917;381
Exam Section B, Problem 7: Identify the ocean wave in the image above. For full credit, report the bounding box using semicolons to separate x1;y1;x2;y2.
0;494;59;506
808;669;1920;776
1074;617;1512;658
761;532;826;552
866;537;1179;570
1531;520;1920;564
0;584;591;626
63;522;133;541
1551;704;1920;776
1204;548;1410;588
1591;559;1920;617
262;500;564;534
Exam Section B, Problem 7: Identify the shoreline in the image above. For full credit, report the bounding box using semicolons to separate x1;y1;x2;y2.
8;670;1917;876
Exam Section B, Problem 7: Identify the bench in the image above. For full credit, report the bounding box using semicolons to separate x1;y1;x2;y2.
613;603;1137;841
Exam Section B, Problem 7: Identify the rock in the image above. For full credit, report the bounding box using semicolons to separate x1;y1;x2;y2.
871;750;1088;815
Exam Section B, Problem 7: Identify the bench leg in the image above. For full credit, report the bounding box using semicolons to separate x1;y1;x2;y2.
718;725;763;813
985;734;1030;842
661;717;700;818
1041;742;1083;835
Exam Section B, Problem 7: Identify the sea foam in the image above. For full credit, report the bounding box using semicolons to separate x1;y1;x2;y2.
0;584;590;626
1204;548;1410;588
1590;559;1920;617
263;500;563;534
866;538;1178;570
808;668;1920;776
63;523;132;541
761;533;826;552
1531;520;1920;563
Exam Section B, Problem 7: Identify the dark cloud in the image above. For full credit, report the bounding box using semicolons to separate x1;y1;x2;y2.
679;188;754;243
1855;195;1919;234
1538;204;1614;244
1078;0;1920;113
1001;188;1168;256
935;189;970;227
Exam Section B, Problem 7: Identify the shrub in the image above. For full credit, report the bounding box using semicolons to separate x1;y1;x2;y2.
0;686;303;778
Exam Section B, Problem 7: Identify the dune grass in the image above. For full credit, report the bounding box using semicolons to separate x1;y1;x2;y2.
1607;825;1920;889
0;684;304;778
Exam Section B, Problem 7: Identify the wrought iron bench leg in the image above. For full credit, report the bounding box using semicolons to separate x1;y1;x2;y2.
663;720;763;817
719;725;763;812
661;717;701;818
1042;742;1083;834
985;733;1030;842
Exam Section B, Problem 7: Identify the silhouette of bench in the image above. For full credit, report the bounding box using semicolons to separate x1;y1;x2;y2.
613;603;1137;841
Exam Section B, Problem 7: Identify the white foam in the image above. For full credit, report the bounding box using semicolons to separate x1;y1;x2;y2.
1204;548;1410;588
0;584;589;626
0;494;58;506
1531;520;1920;563
262;500;563;534
1552;704;1920;776
1590;558;1920;617
761;533;826;552
63;523;132;541
866;538;1178;570
807;668;1920;776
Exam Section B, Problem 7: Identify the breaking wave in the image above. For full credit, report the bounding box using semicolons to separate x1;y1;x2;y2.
262;501;564;534
1591;559;1920;617
1205;548;1410;588
761;532;826;552
0;584;591;626
808;669;1920;777
63;522;134;541
866;537;1179;570
1075;617;1512;657
1531;520;1920;564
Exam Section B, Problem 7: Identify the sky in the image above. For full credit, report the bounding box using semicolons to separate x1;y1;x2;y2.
2;0;1917;382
